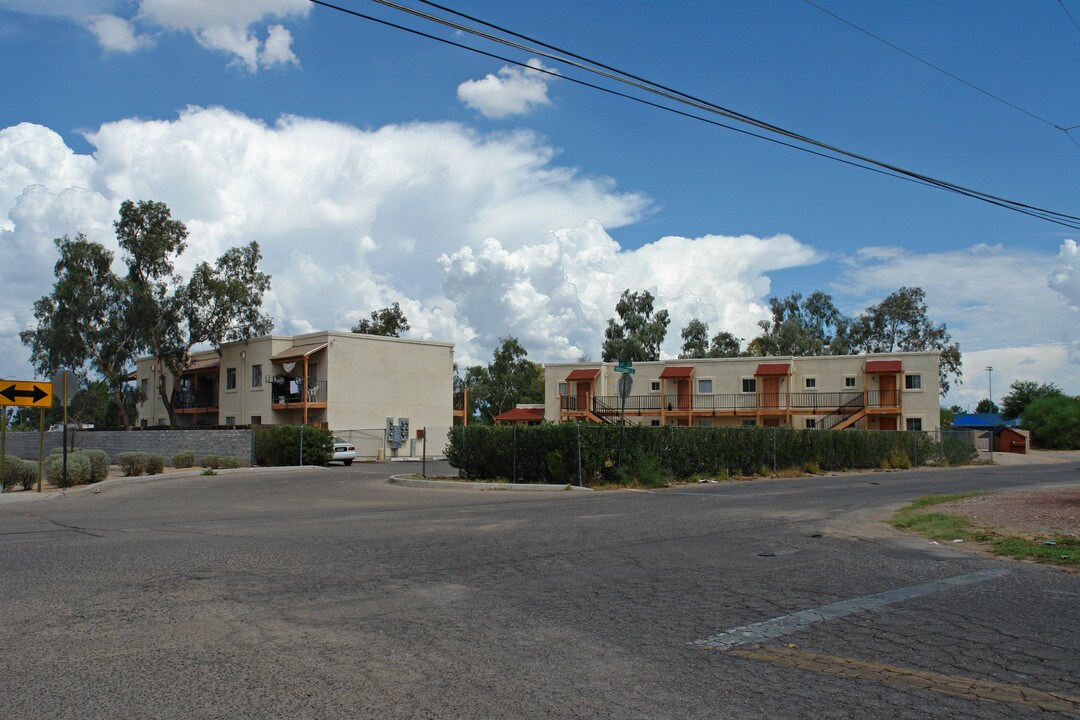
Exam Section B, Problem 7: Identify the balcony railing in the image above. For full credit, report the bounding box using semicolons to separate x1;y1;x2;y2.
272;379;328;405
175;388;218;410
558;390;889;415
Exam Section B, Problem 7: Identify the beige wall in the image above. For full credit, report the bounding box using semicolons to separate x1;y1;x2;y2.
133;332;455;452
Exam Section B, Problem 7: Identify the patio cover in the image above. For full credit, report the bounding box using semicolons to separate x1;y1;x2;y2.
565;368;601;381
659;366;695;379
865;360;902;373
271;342;328;363
493;407;546;422
755;363;790;376
181;356;220;374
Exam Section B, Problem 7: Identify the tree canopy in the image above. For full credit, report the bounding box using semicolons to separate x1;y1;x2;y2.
975;398;999;414
461;337;544;423
602;290;670;363
746;291;849;357
352;302;410;337
21;199;273;427
1021;395;1080;449
679;319;741;358
1000;380;1063;420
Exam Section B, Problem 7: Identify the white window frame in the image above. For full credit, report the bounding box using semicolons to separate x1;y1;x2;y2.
558;382;567;396
804;377;817;390
905;374;922;391
226;367;237;390
251;363;262;388
650;380;661;393
906;417;923;432
844;376;856;388
697;378;713;394
805;418;817;429
741;377;756;393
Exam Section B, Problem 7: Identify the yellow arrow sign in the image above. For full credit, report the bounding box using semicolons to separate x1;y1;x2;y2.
0;380;53;407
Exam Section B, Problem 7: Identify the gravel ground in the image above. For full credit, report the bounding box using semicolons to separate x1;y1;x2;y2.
931;485;1080;539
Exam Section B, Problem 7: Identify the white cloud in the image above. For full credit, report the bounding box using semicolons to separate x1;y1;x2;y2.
458;58;557;119
86;14;153;52
0;108;826;383
2;0;308;69
834;242;1080;399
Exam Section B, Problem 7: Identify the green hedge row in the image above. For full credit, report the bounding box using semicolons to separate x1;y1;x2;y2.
446;424;976;485
253;425;334;467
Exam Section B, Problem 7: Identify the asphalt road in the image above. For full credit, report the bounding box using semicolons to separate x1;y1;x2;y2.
1;461;1077;719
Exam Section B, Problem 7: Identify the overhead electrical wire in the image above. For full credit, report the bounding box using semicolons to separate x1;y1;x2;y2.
799;0;1080;152
306;0;1080;231
1059;0;1080;38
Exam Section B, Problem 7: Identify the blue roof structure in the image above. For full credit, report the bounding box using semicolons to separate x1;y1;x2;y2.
951;413;1021;429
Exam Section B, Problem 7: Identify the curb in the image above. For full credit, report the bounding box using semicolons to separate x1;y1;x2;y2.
389;474;592;492
0;464;318;505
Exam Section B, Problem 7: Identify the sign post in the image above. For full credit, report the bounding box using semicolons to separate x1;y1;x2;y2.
0;379;54;493
615;368;634;470
51;370;78;489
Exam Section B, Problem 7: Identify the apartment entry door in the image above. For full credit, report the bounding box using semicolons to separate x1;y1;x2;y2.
762;376;780;408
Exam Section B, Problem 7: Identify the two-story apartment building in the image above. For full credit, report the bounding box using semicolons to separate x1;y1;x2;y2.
544;352;941;432
134;331;454;447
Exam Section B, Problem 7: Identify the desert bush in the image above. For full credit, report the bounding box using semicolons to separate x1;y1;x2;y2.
3;457;38;491
45;452;91;486
146;454;164;475
173;451;195;469
199;455;244;470
80;449;110;483
115;451;148;477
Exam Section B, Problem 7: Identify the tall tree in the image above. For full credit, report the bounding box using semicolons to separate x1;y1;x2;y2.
680;319;742;358
602;289;670;362
1000;380;1063;420
1021;395;1080;449
464;337;544;423
975;398;999;414
352;302;410;337
116;199;273;425
20;234;141;427
847;287;962;396
748;291;849;357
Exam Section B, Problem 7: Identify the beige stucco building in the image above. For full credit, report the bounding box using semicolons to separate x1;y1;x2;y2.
133;331;454;450
545;352;941;432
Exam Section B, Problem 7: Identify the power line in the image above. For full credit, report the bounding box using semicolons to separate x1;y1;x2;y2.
1059;0;1080;38
306;0;1080;230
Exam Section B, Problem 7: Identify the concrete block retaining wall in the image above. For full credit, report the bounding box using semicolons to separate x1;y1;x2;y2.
2;429;253;465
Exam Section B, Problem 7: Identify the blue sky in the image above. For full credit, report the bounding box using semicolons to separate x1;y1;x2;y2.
1;0;1078;408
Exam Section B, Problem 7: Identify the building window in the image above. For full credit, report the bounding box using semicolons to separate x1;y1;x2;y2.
226;367;236;390
650;420;660;427
251;364;262;388
157;418;167;426
742;419;756;426
844;376;856;388
140;419;147;428
697;378;713;394
906;418;923;432
741;378;756;393
558;382;567;396
251;415;262;426
650;380;660;392
225;416;236;427
805;377;817;389
905;374;922;390
805;418;817;429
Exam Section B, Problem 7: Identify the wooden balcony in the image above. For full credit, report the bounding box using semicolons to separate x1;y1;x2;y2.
271;379;328;410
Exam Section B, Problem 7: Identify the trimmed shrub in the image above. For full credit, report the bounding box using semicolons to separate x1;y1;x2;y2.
199;455;244;470
146;454;164;475
81;449;110;483
116;451;147;477
446;424;973;486
173;451;195;469
45;452;91;486
3;457;38;491
253;425;333;467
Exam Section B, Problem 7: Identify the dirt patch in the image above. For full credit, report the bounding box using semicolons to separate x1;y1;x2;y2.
931;486;1080;539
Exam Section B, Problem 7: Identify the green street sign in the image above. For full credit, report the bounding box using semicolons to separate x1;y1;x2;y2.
615;361;634;374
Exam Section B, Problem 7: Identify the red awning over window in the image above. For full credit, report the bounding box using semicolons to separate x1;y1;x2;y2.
865;360;902;373
659;366;695;379
755;363;790;376
565;368;601;381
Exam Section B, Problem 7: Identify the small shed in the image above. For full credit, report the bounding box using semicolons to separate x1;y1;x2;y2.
993;427;1029;454
493;405;546;426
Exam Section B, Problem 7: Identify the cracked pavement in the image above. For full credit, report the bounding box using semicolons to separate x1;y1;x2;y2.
1;461;1077;718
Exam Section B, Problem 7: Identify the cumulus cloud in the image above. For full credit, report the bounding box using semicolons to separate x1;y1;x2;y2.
834;242;1080;398
3;0;308;69
86;14;153;52
0;108;825;382
458;58;557;119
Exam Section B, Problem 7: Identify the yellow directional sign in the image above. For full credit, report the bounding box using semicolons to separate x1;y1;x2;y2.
0;380;53;407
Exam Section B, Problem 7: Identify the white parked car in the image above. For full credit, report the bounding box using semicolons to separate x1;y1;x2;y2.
331;438;356;466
